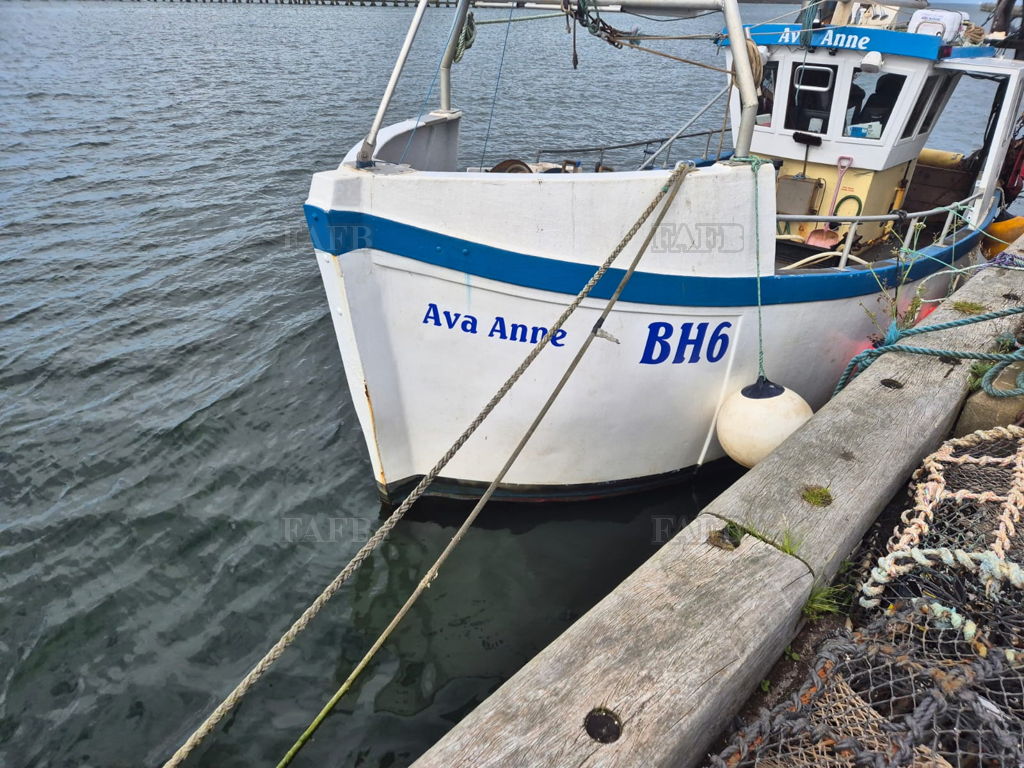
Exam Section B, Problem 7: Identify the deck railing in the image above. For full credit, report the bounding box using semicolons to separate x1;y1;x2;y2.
534;128;728;168
776;192;983;270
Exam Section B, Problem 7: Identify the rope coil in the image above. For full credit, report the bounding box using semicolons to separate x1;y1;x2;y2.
453;11;475;62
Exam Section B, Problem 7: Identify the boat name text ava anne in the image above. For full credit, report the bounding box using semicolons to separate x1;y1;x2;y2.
421;302;733;365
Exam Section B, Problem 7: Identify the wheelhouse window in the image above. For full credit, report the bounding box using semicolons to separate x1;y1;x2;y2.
901;74;940;139
785;63;837;134
844;70;906;139
921;75;955;133
756;61;779;126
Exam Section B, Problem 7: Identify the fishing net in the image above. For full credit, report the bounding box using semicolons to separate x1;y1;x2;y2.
709;604;1024;768
884;426;1024;563
860;425;1024;650
859;548;1024;651
707;426;1024;768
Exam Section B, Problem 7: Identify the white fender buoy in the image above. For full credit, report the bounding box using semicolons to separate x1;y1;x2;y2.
715;376;813;468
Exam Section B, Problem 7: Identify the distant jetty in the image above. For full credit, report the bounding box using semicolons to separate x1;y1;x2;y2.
113;0;457;5
112;0;538;5
113;0;784;6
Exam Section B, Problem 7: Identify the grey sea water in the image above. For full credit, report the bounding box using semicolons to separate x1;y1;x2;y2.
0;1;1000;766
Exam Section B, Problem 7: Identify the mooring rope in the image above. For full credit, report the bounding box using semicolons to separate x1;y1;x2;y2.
276;163;694;768
832;306;1024;397
160;164;693;768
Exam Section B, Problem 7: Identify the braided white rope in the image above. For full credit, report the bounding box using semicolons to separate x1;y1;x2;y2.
888;426;1024;557
861;547;1024;609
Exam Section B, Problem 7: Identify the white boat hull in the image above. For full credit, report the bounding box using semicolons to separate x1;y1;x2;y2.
312;246;977;500
306;161;988;501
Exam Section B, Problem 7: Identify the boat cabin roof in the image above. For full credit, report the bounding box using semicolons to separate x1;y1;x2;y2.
751;24;996;62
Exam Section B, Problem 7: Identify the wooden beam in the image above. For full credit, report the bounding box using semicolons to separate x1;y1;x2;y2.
411;265;1024;768
413;513;812;767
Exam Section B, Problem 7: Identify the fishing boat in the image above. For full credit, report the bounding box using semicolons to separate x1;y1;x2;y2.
304;0;1024;502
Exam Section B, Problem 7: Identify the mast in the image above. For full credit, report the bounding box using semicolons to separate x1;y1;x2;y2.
355;0;432;167
357;0;758;165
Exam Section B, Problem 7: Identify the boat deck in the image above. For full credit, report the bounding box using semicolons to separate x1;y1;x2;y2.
775;217;963;272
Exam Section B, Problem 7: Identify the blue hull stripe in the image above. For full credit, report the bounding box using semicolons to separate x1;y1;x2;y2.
304;203;993;308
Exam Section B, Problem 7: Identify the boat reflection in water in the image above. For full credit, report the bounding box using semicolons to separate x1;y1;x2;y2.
333;458;741;759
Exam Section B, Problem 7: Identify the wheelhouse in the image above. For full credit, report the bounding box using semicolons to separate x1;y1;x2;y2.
727;10;1024;264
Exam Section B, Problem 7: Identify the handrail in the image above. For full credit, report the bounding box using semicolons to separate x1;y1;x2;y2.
358;0;755;168
535;129;725;159
776;193;983;225
778;192;984;272
638;84;731;170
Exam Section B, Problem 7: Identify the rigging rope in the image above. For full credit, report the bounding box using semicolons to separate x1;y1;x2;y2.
613;39;733;75
479;3;515;169
475;11;564;25
734;155;769;378
161;164;694;768
276;163;694;767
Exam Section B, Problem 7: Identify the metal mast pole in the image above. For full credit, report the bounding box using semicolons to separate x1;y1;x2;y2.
356;0;432;168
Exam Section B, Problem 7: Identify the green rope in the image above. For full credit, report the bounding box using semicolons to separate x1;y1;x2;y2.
453;11;476;62
833;306;1024;397
734;155;770;378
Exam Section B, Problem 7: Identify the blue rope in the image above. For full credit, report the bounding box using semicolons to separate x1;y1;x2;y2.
833;306;1024;397
479;3;516;170
981;357;1024;398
